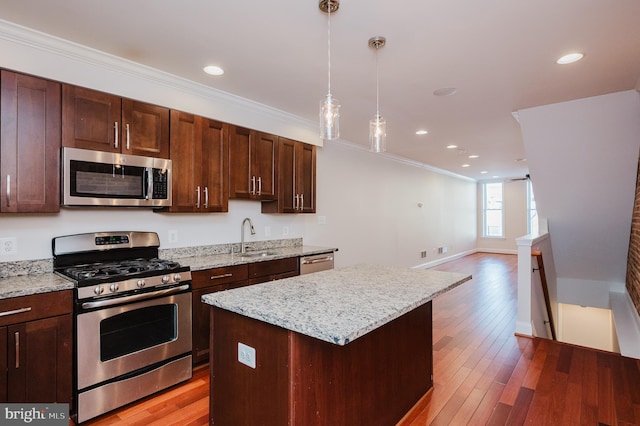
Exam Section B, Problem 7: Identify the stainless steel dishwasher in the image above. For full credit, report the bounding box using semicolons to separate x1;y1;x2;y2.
299;252;335;274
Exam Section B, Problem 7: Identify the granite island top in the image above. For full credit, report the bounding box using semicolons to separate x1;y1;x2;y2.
201;263;471;345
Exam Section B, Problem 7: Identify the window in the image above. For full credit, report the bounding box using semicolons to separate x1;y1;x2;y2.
527;180;538;235
483;182;504;237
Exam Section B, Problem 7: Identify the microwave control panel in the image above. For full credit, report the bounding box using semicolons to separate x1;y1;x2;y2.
152;169;169;199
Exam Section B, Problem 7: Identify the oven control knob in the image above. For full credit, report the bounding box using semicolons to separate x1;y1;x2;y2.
94;286;104;295
173;273;182;282
109;283;119;293
137;279;146;288
162;275;170;284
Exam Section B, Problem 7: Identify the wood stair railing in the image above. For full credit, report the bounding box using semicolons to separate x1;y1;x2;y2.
531;249;556;340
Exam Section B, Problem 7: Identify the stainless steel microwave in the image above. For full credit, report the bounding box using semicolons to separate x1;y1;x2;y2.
62;147;172;207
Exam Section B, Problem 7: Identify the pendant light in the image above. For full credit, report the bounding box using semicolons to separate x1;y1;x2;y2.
319;0;340;140
369;36;386;152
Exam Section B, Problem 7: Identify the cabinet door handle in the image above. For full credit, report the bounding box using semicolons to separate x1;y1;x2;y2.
114;122;119;148
210;273;233;280
294;194;299;210
14;331;20;369
126;123;130;150
5;175;10;207
300;194;304;210
196;186;201;208
251;176;256;195
0;307;31;318
204;186;209;209
257;177;262;196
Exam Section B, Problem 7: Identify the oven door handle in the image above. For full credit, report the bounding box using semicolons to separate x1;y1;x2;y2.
81;284;190;309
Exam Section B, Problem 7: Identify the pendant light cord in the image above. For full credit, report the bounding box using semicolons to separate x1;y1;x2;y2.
375;47;380;118
327;2;332;96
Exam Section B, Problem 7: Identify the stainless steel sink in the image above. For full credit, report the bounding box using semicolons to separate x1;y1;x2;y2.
240;251;277;259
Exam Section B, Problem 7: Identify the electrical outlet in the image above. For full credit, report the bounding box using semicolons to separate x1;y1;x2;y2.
318;215;327;225
420;250;427;258
0;237;17;256
168;230;178;243
282;226;289;236
238;342;256;369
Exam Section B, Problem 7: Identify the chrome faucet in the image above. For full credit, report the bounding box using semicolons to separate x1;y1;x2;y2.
241;217;256;254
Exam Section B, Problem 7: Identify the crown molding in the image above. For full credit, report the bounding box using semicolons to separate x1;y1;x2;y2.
0;19;319;144
326;139;476;182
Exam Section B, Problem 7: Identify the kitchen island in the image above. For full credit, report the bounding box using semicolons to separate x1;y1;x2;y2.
202;264;471;425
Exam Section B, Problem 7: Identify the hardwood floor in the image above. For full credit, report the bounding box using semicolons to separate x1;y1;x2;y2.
81;252;640;425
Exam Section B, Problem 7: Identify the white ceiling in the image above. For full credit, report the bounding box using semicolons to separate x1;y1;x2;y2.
1;0;639;180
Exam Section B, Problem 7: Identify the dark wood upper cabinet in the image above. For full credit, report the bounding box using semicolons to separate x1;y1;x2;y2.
201;118;230;212
263;137;316;214
121;98;169;158
229;126;278;201
62;84;169;158
163;110;228;213
0;70;61;213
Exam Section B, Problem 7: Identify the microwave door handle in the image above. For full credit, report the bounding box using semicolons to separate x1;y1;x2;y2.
145;168;153;199
114;122;119;149
126;123;130;150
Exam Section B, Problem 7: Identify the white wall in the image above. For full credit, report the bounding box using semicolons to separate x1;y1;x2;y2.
0;21;478;269
476;179;528;254
303;141;477;268
518;90;640;306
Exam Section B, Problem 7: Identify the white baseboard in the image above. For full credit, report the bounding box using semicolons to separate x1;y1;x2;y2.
476;248;518;255
412;248;477;269
412;248;517;270
515;320;533;336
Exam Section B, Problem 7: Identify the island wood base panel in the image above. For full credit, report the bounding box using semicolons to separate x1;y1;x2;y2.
209;302;433;425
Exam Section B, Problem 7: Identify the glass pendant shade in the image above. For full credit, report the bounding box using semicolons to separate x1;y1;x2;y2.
320;93;340;140
369;114;387;152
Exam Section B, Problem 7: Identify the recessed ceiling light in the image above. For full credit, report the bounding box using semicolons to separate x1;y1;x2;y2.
203;65;224;76
446;144;458;149
492;175;499;179
556;53;584;65
433;87;458;96
468;155;479;159
461;164;470;168
480;171;488;174
415;130;428;135
515;158;527;162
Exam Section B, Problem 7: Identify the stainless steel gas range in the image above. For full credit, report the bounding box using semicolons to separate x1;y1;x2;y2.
52;231;192;424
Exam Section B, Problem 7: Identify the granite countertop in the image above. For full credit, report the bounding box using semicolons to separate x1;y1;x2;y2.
0;243;336;300
0;274;74;300
201;264;471;346
174;245;336;271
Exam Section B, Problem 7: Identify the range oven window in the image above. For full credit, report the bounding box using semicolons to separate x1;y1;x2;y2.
99;304;177;361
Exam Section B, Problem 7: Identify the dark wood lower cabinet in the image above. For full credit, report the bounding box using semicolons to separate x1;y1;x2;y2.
6;315;72;403
0;290;73;405
192;265;249;365
247;257;298;285
0;327;6;402
209;302;433;425
192;258;300;366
